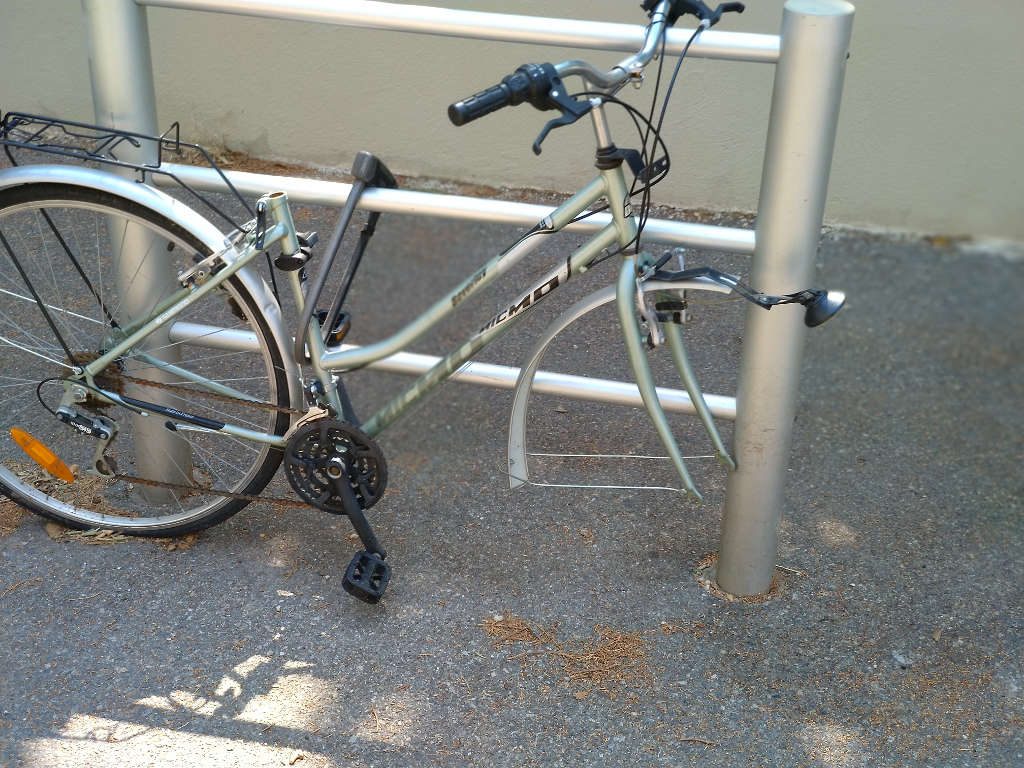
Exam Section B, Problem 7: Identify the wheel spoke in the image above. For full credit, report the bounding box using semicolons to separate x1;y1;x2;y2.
0;183;289;535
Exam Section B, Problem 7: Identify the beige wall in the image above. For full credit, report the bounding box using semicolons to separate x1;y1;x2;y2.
2;1;1022;239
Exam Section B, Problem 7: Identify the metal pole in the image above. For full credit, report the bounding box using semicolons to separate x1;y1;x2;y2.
716;0;854;596
83;0;158;137
82;0;193;498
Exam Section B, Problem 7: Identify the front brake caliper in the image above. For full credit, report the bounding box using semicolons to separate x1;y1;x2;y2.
635;253;664;348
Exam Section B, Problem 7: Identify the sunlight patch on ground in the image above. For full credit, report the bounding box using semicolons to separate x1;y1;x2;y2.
232;667;332;729
134;654;331;731
20;654;344;767
817;518;859;547
799;721;868;767
23;715;332;768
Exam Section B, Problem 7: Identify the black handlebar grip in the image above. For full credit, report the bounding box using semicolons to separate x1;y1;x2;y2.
448;84;513;127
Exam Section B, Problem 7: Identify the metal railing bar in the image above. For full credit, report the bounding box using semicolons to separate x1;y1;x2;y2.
166;321;738;420
156;163;757;254
136;0;780;64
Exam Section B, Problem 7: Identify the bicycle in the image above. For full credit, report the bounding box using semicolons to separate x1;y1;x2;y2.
0;0;843;603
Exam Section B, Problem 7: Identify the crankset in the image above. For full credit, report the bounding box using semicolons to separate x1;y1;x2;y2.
283;418;392;603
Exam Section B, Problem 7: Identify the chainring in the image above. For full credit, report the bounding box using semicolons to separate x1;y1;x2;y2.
283;418;388;514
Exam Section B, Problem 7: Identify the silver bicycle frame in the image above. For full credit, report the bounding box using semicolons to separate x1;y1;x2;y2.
14;101;730;499
332;183;635;434
284;105;641;439
0;114;634;454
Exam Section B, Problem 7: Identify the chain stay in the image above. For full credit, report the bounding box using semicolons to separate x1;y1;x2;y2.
111;472;309;508
96;374;308;506
118;373;305;416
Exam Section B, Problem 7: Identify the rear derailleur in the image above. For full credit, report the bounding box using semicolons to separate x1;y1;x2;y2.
283;417;392;604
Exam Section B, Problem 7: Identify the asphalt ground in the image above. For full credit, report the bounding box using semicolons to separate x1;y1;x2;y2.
0;179;1021;767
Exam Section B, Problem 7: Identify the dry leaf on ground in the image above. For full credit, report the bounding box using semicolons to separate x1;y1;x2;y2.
44;523;131;545
481;614;555;647
157;533;200;551
1;577;43;598
694;552;785;604
481;614;652;699
554;625;653;696
0;501;25;538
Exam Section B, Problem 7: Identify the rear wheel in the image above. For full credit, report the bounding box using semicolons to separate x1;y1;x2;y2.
0;182;290;535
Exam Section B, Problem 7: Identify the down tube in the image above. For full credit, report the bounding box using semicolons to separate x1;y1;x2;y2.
360;225;622;437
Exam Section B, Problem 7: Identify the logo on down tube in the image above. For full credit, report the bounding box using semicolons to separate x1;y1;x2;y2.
479;261;571;333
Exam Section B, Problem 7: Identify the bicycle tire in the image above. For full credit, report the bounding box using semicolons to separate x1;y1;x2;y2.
0;182;290;535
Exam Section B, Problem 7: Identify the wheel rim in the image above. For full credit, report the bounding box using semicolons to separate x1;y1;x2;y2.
0;187;286;531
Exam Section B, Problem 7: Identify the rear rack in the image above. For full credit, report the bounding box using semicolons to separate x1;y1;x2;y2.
0;111;254;232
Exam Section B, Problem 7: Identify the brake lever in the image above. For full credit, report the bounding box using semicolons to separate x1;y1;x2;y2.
532;89;592;155
644;1;744;27
708;2;745;27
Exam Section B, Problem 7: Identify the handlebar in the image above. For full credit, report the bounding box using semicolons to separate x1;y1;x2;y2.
447;83;513;127
449;62;593;154
615;1;744;83
447;0;744;146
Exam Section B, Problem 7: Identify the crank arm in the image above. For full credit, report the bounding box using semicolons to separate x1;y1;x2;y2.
330;474;387;559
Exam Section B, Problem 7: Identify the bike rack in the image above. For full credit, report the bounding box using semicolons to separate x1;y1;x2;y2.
79;0;854;597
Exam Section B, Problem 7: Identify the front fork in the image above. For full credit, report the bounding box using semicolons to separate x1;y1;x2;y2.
599;146;735;499
616;252;736;500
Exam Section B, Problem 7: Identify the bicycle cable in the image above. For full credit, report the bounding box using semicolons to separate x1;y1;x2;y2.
635;24;705;252
566;23;705;271
35;379;60;417
564;94;671;253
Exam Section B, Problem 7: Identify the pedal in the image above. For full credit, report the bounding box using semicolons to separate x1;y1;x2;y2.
284;418;393;601
343;550;391;604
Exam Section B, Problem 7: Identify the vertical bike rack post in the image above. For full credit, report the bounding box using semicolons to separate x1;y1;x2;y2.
715;0;855;596
82;0;194;499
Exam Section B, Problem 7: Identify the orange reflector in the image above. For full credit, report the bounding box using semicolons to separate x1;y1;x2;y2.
10;427;76;483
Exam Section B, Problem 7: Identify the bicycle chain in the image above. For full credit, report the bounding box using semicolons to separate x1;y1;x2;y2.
119;373;306;416
101;374;312;507
112;471;311;509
